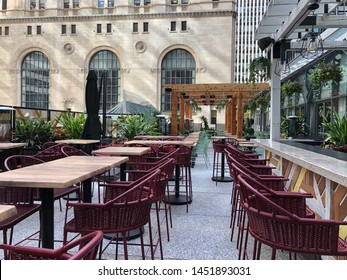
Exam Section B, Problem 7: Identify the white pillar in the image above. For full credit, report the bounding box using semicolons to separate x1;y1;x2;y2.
270;57;281;140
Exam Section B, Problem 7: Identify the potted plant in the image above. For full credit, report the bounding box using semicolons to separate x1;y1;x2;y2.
321;109;347;152
12;115;55;152
249;56;271;83
308;62;343;90
243;118;255;140
281;81;303;97
56;111;86;139
113;114;159;140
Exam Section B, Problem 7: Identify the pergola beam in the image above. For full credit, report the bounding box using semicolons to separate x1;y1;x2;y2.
167;83;270;135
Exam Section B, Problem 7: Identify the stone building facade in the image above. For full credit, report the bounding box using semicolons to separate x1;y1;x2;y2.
0;0;236;117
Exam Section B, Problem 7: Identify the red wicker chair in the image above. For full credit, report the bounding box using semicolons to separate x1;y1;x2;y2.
226;150;314;259
108;157;176;243
0;230;103;260
63;169;160;260
237;175;347;260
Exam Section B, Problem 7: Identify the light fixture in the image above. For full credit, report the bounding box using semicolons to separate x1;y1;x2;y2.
300;7;323;59
257;37;275;51
300;29;323;59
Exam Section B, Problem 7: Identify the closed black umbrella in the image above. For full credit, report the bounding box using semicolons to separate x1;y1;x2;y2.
82;70;101;140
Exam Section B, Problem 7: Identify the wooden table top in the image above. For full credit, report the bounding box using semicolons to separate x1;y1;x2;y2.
92;146;151;156
55;139;100;145
124;140;196;147
0;205;17;222
0;156;128;189
0;143;26;150
238;142;258;147
134;135;185;140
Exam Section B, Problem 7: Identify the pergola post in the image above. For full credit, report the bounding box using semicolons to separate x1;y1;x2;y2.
225;101;231;133
237;94;243;138
171;91;178;135
180;96;185;134
231;96;237;135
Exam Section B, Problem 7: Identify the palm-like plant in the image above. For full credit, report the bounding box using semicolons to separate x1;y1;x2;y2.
321;110;347;149
57;111;86;139
114;114;159;140
12;116;54;147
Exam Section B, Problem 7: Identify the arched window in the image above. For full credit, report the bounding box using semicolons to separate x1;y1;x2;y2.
89;50;121;111
161;49;196;112
21;51;50;109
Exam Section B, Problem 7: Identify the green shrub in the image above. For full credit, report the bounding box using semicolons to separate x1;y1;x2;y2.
321;110;347;148
57;111;86;139
114;114;159;140
12;116;54;147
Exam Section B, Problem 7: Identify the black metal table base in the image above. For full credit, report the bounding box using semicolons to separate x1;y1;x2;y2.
211;176;234;182
165;194;192;205
103;228;143;241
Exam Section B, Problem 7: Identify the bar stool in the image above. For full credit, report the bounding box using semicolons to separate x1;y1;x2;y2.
211;139;232;185
175;145;193;212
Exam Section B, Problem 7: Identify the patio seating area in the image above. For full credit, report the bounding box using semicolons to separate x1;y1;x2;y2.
0;140;298;260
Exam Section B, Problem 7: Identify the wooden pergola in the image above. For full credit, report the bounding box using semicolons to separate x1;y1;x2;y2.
165;83;270;137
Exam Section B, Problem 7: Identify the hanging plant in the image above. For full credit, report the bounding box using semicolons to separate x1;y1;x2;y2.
249;56;271;83
188;98;201;113
216;99;228;112
281;81;303;97
255;91;270;108
308;62;343;90
244;98;257;112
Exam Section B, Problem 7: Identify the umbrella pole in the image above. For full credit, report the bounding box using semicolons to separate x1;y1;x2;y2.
102;71;107;138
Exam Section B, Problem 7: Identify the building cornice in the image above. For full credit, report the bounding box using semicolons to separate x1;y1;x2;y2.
0;10;236;23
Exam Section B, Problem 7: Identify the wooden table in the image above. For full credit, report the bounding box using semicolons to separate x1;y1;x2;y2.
55;139;100;145
0;156;128;248
56;139;100;154
0;205;17;222
124;140;196;147
92;146;151;181
0;143;26;172
134;135;185;141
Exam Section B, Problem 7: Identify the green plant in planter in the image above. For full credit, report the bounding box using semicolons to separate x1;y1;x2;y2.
308;62;343;90
114;114;159;140
243;118;255;140
199;115;210;130
249;56;271;83
56;111;86;139
12;116;54;148
321;110;347;150
281;81;303;97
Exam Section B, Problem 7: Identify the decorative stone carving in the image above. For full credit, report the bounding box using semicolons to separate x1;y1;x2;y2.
63;43;75;54
135;41;147;53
